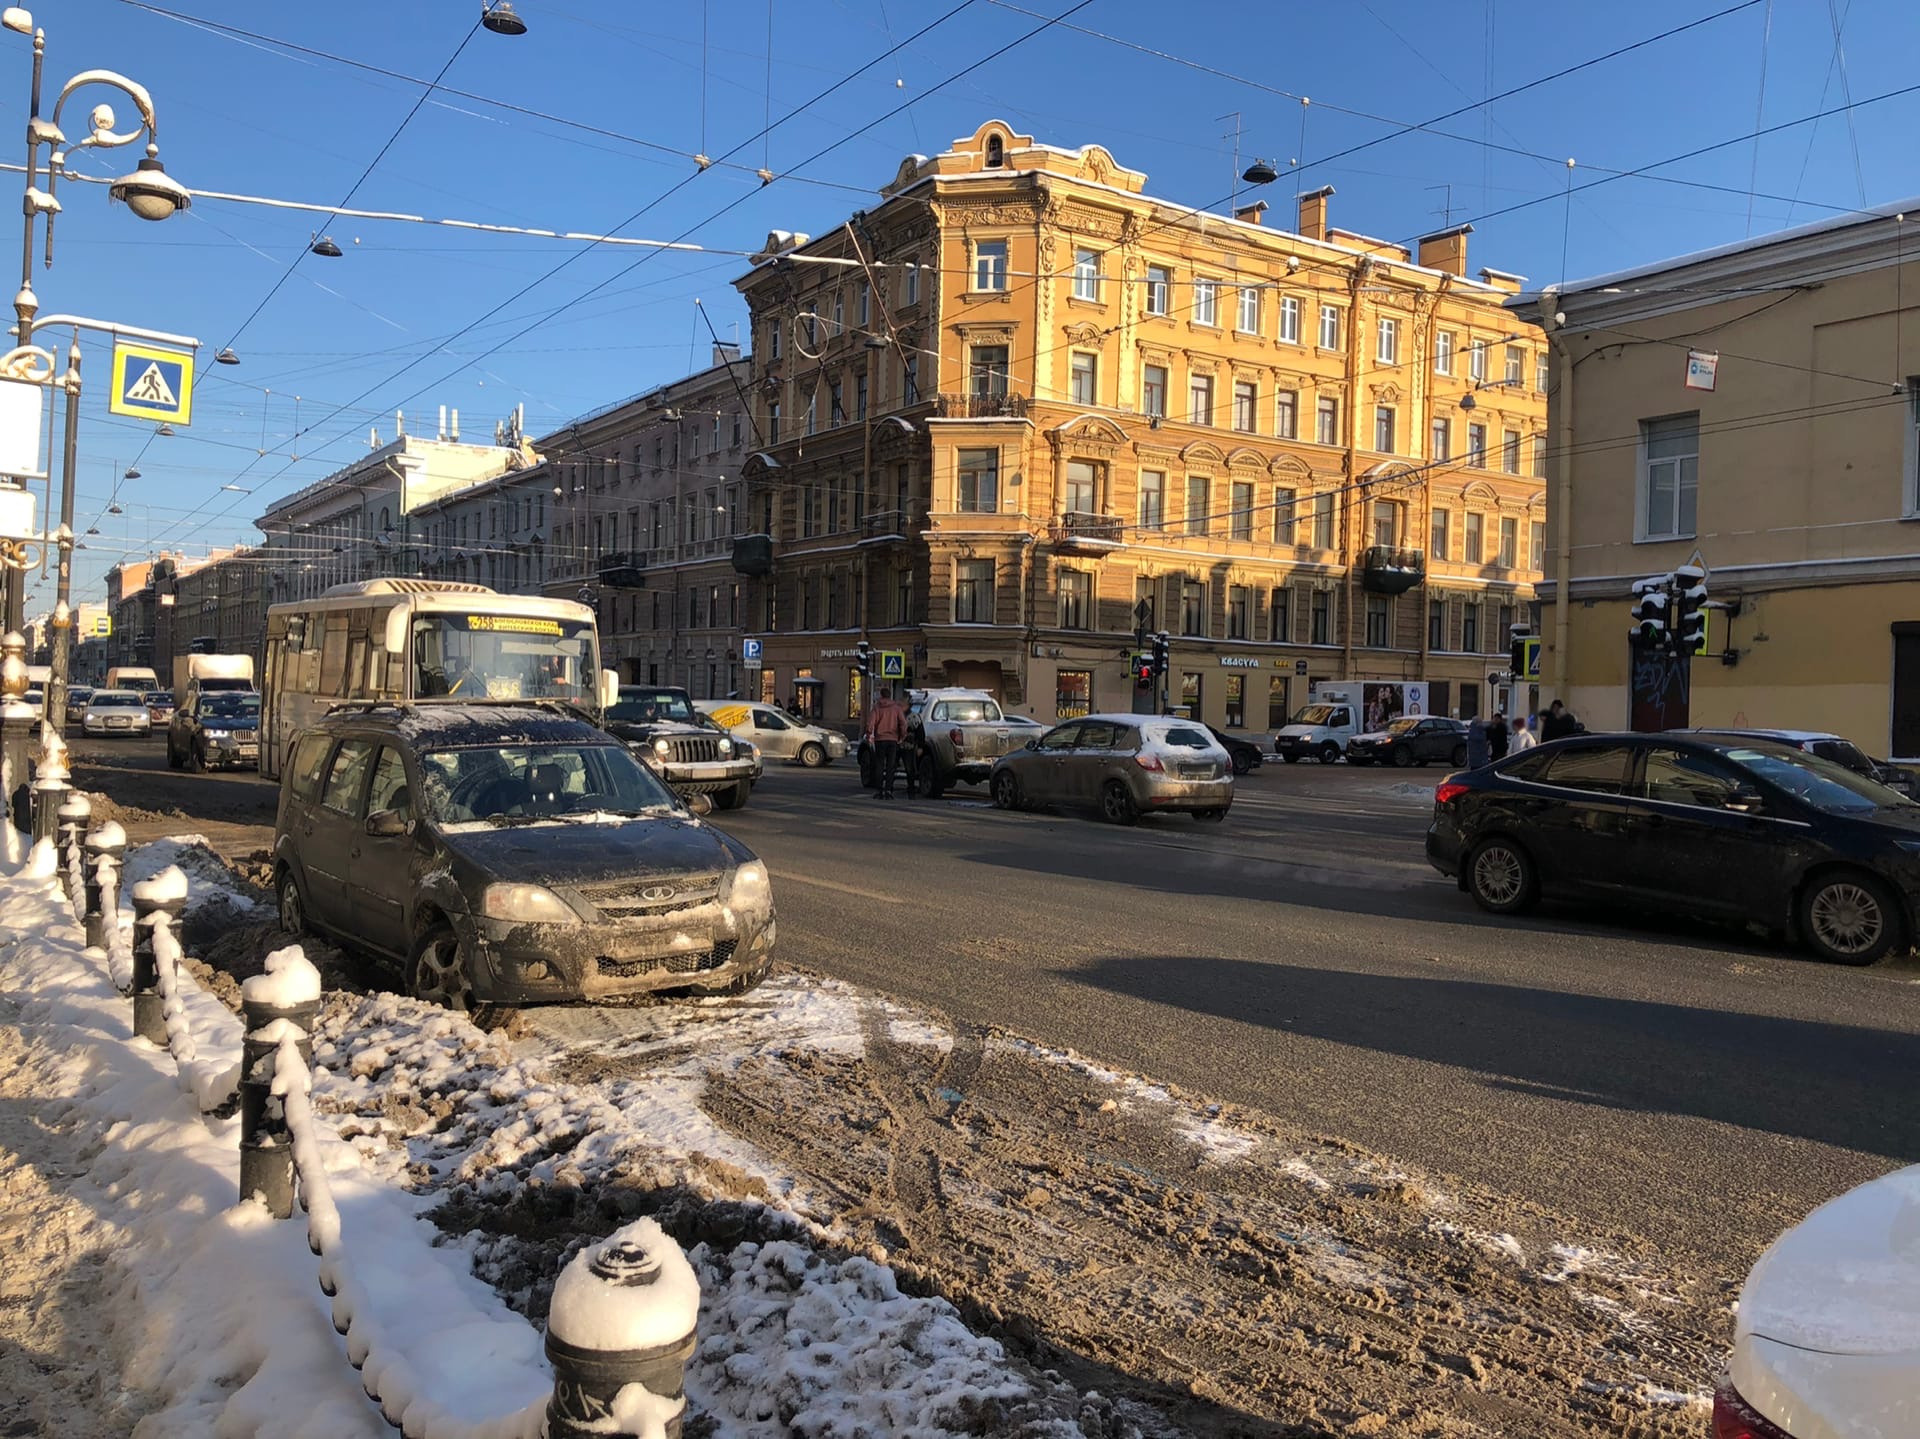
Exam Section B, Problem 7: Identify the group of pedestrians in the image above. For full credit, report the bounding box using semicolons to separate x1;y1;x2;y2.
1467;698;1581;767
863;686;921;799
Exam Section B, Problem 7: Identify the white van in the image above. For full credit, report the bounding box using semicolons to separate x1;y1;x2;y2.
695;699;849;768
1271;689;1360;764
105;665;160;693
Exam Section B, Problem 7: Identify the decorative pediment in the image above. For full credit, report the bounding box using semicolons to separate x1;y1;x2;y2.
953;323;1016;345
1363;461;1416;482
1224;447;1267;472
1061;321;1105;347
1049;414;1130;448
1269;454;1314;480
1180;440;1226;467
1462;480;1500;504
1369;381;1404;403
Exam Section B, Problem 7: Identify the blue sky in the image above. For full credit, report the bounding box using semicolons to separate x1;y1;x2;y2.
9;0;1920;610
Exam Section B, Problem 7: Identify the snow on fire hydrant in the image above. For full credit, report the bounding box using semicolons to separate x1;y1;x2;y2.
544;1219;700;1439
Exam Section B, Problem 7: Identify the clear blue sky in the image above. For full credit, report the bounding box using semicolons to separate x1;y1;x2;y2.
8;0;1918;610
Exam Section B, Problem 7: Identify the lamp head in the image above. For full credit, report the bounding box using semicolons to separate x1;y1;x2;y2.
1241;159;1279;186
109;156;190;222
2;9;34;36
214;347;239;366
480;1;527;35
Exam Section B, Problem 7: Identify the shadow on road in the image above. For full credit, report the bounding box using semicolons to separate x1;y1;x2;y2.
1058;953;1920;1161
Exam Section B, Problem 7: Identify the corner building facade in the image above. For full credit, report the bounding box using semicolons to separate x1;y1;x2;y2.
734;122;1547;731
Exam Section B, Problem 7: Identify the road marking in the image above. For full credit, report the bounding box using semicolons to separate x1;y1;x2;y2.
771;870;904;904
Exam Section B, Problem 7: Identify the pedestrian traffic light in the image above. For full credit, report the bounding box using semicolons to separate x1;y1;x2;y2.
1133;655;1155;690
1671;564;1708;655
1629;577;1671;649
854;640;873;677
1150;632;1170;676
1508;623;1532;677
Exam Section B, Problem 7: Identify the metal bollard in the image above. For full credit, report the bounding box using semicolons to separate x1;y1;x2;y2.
57;793;90;902
83;824;126;950
544;1227;699;1439
237;991;318;1219
129;884;185;1046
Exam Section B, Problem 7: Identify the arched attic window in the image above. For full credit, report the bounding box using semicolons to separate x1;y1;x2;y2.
986;134;1004;167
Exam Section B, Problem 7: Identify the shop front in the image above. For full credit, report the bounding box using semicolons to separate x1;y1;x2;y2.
1164;648;1317;733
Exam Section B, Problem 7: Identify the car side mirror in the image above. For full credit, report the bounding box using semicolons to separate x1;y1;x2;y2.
365;807;411;838
1023;738;1038;750
1726;786;1765;815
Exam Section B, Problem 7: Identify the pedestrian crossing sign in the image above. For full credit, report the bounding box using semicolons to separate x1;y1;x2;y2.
109;341;193;425
1520;637;1542;680
878;649;906;679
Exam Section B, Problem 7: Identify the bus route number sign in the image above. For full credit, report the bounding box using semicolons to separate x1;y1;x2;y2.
464;615;563;636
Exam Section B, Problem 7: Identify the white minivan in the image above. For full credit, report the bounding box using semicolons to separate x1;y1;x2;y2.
696;700;849;768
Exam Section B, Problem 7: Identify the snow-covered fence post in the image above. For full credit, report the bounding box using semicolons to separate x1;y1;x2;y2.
57;792;89;912
29;721;69;847
83;822;125;950
0;630;32;857
238;951;320;1219
128;872;186;1046
544;1225;700;1439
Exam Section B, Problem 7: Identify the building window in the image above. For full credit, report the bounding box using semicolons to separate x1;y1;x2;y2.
1142;364;1168;418
1462;601;1480;652
855;374;868;421
1276;389;1298;439
1065;459;1099;515
1502;429;1521;474
1532;435;1548;478
903;354;919;403
1506;344;1525;384
1181;579;1206;636
1373;405;1395;453
1498;516;1518;567
1312;492;1335;549
1366;595;1390;648
970;345;1010;400
1232;380;1257;433
857;282;871;326
1070;351;1099;406
1468;340;1487;382
1464;511;1484;563
1193;278;1218;326
1056;669;1091;720
1237;284;1260;334
1072;247;1101;302
896;566;913;625
1230;481;1254;540
1185;475;1210;536
1058;570;1091;629
1227;585;1250;639
1373;500;1398;548
1139;470;1165;529
1315;395;1340;446
1145;264;1171;316
1269;586;1291;642
1536;351;1551;392
1273;486;1297;544
806;391;818;435
1428;599;1445;650
973;239;1008;291
955;559;996;622
1431;417;1451;461
1279;295;1301;343
768;401;781;443
1531;519;1547;570
904;257;920;306
1467;422;1487;466
1640;413;1699;540
957;448;999;512
1431;508;1450;561
1435;330;1454;375
1376;317;1399;364
828;380;845;426
1310;589;1331;644
1224;672;1245;726
1189;374;1214;425
1319;303;1341;349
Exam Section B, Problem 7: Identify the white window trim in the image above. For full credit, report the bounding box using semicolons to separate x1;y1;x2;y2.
1636;415;1701;543
1377;317;1399;365
1072;247;1101;302
1906;382;1920;517
1278;295;1301;345
1144;265;1172;317
1236;286;1260;334
1193;277;1220;327
1319;303;1341;350
973;239;1009;293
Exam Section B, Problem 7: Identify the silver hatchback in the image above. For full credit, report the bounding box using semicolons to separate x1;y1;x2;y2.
989;714;1234;824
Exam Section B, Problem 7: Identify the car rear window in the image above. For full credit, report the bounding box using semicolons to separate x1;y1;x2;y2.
1808;738;1873;774
1149;725;1213;750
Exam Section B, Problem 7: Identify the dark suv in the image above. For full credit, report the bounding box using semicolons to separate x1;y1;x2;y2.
271;702;777;1027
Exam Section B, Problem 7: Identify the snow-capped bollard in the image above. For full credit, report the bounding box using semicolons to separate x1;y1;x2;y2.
238;947;322;1219
57;793;90;904
129;869;188;1046
29;725;69;847
544;1221;700;1439
83;822;126;950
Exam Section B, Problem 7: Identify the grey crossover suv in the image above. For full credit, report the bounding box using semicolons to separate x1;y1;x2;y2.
272;701;777;1026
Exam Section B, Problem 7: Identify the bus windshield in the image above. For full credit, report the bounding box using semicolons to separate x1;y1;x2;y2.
411;614;599;705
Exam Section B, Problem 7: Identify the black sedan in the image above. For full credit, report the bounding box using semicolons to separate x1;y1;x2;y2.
1348;716;1469;768
1427;732;1920;964
1205;725;1265;776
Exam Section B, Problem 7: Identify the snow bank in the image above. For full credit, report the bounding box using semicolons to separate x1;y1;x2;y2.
124;834;272;918
243;944;324;1009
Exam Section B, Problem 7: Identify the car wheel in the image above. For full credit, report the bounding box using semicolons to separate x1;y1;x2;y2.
1799;871;1900;965
276;868;307;937
1391;745;1415;768
1452;744;1469;767
1467;837;1538;915
1231;749;1254;776
991;770;1023;810
798;741;827;768
1100;780;1138;826
1316;743;1339;764
919;752;945;799
715;778;752;811
1194;807;1227;823
408;922;515;1030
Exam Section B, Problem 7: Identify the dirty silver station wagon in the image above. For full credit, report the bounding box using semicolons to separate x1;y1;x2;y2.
272;702;777;1026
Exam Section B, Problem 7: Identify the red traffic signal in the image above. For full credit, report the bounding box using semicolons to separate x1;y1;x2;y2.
1134;658;1155;690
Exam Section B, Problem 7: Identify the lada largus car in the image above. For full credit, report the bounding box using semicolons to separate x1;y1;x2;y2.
271;701;777;1028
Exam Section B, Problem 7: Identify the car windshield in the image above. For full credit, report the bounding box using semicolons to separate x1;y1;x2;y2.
417;742;677;828
202;694;261;719
149;692;173;704
1721;745;1911;815
92;693;140;708
1293;704;1337;725
412;613;599;707
608;690;698;723
1807;738;1874;774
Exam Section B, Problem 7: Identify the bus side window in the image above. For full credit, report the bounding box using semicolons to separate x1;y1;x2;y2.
345;635;370;698
319;616;349;693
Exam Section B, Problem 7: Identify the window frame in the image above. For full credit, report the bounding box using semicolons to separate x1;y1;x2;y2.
1435;330;1454;376
956;448;1000;513
1318;303;1341;350
1638;412;1700;542
1069;350;1099;407
1232;380;1258;433
1192;277;1219;327
1144;264;1172;317
1236;284;1260;335
1376;316;1399;365
954;558;997;623
1188;373;1214;426
1275;388;1299;440
1142;364;1168;419
1072;247;1102;302
1138;469;1166;530
973;238;1009;292
1279;295;1301;344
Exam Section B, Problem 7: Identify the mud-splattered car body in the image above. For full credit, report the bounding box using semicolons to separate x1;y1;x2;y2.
270;701;776;1017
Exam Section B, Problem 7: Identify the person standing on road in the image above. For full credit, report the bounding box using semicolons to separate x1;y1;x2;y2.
1487;711;1510;762
1540;699;1579;742
1511;715;1538;751
868;686;908;799
1466;718;1490;770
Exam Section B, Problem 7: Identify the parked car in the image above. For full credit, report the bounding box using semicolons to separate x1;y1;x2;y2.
696;711;761;784
1204;724;1265;776
271;701;776;1027
144;690;177;724
1685;727;1920;800
1272;696;1359;764
1347;716;1470;768
20;688;42;709
860;687;1027;797
1715;1162;1920;1439
602;686;756;811
62;684;93;725
990;715;1234;825
82;689;152;737
167;689;260;771
695;700;847;768
1428;732;1920;964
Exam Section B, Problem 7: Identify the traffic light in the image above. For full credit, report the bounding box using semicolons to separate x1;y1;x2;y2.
1672;564;1708;655
1133;655;1155;691
1629;576;1671;649
854;640;873;677
1151;632;1170;676
1508;623;1532;677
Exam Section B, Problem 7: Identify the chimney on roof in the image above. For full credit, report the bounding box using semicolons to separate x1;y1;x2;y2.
395;410;405;438
450;408;460;442
1234;200;1268;226
1297;186;1335;242
1417;224;1473;276
712;340;741;366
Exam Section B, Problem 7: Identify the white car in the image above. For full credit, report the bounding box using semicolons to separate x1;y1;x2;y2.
1716;1162;1920;1438
83;689;153;736
694;700;849;767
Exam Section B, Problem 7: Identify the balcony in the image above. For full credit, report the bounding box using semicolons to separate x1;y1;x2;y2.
595;552;647;590
1360;545;1425;595
1049;510;1125;552
861;509;911;543
935;391;1029;420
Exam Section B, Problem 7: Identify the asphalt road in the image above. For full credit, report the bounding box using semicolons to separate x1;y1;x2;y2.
63;731;1920;1279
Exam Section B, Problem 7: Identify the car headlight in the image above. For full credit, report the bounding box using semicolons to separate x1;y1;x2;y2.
719;860;773;923
652;737;671;755
718;736;733;753
479;883;581;925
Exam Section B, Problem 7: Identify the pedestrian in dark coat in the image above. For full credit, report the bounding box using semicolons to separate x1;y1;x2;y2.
1540;699;1579;742
1487;711;1510;761
1466;719;1491;770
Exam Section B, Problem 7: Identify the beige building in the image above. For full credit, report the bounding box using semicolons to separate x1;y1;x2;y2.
734;121;1548;731
1513;198;1920;753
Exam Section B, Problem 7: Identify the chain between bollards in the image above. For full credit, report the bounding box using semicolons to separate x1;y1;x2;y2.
57;792;89;914
128;880;183;1047
238;991;317;1220
83;823;125;952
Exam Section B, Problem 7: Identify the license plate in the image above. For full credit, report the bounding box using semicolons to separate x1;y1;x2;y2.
1178;763;1215;779
107;718;130;727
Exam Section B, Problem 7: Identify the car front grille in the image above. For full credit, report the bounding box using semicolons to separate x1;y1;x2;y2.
596;939;737;980
666;736;720;765
576;874;722;923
